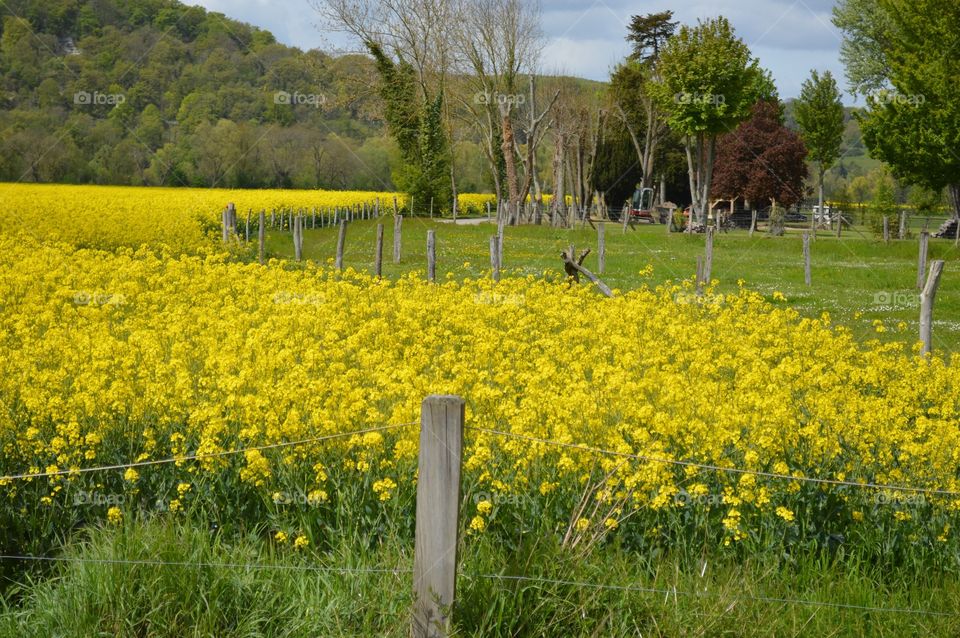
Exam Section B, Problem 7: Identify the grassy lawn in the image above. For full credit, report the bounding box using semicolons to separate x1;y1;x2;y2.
265;218;960;353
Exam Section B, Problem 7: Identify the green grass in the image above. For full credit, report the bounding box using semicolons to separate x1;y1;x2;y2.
2;520;959;637
264;218;960;353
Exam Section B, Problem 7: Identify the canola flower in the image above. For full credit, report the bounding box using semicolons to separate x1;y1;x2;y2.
0;233;958;556
0;183;518;253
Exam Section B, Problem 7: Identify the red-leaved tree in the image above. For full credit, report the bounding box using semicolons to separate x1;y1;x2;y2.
712;100;808;211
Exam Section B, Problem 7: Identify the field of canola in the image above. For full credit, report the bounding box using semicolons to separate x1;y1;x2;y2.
0;180;958;565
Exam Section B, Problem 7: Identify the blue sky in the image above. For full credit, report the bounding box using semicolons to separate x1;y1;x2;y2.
187;0;853;102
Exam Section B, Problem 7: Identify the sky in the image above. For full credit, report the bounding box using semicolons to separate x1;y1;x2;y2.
187;0;854;103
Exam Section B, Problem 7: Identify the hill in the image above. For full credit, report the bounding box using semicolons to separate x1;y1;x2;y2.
0;0;394;189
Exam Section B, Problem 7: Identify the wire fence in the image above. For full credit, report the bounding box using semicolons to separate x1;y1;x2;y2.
2;413;958;622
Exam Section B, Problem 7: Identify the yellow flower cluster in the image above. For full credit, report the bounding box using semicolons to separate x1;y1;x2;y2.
0;184;399;253
0;232;958;547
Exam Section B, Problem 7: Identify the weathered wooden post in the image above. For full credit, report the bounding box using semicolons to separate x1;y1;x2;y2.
497;217;505;269
336;220;347;271
393;213;403;264
312;208;317;229
802;231;812;286
411;395;464;638
749;209;758;237
427;230;436;282
257;211;265;265
430;197;434;219
489;236;500;282
486;201;492;221
597;222;606;274
245;210;251;242
227;203;236;235
883;216;890;244
271;209;276;229
899;211;907;240
294;215;303;262
704;226;714;286
221;208;229;243
917;231;930;290
375;223;384;278
920;260;945;356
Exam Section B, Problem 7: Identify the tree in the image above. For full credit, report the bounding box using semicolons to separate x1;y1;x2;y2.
834;0;960;221
712;100;808;215
368;42;450;211
609;11;676;190
795;70;845;231
650;17;767;228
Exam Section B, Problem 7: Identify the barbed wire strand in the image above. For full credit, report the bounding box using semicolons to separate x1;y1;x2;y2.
472;573;958;618
0;421;418;483
465;426;960;498
0;554;410;576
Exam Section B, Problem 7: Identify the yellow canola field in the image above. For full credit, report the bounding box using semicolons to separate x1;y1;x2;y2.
0;183;398;253
1;236;958;548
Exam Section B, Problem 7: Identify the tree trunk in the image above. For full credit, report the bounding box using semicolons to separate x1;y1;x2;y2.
500;104;519;210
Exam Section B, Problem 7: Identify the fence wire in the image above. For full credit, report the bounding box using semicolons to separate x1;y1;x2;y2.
0;421;417;482
466;425;960;498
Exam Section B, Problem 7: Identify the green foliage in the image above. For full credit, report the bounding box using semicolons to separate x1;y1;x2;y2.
838;0;960;218
366;41;451;213
650;17;766;138
0;0;392;190
795;70;845;173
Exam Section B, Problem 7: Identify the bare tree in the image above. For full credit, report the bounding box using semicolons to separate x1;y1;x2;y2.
451;0;547;213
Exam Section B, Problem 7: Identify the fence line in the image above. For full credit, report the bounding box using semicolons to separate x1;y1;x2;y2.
470;573;958;618
0;421;417;483
465;425;960;498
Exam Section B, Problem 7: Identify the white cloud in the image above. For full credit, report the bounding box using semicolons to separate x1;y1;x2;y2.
185;0;850;100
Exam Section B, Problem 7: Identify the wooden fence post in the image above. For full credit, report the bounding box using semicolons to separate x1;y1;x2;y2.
245;210;251;242
489;236;500;282
412;395;464;638
917;231;930;290
221;208;229;243
497;218;505;269
427;230;436;282
883;216;890;244
336;220;347;271
597;222;606;274
393;214;403;264
920;260;945;356
704;226;714;286
257;210;265;265
227;203;236;235
749;209;757;237
294;214;302;262
802;231;812;286
375;223;384;279
899;211;907;240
